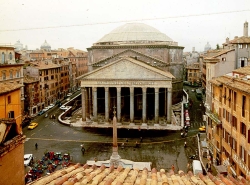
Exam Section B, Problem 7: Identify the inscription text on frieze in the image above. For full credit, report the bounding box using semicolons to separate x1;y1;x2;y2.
97;81;155;85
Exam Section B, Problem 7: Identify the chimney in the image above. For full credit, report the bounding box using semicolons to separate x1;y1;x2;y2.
226;37;229;44
244;21;248;37
192;47;195;52
234;36;238;39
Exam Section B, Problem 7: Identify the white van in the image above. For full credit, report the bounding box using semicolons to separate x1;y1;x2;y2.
192;160;203;175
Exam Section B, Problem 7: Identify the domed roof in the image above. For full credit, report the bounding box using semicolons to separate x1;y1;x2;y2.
96;23;173;44
14;40;23;51
204;42;211;51
41;40;51;50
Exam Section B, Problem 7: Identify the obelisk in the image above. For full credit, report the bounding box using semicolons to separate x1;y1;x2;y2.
110;106;121;167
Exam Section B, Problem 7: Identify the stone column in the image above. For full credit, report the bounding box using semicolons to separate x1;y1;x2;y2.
93;87;97;121
130;87;134;123
81;88;86;121
86;87;89;119
155;87;159;123
89;88;92;118
105;87;109;122
117;87;121;123
167;88;172;124
142;87;147;123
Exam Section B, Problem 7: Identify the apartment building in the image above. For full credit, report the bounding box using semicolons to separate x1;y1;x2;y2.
0;45;24;133
209;66;250;178
68;47;88;88
23;76;40;115
0;119;26;185
25;60;62;113
186;62;201;86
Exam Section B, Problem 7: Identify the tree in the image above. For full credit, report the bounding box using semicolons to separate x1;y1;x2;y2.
216;44;220;50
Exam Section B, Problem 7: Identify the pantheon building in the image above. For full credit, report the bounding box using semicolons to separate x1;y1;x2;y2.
78;23;184;128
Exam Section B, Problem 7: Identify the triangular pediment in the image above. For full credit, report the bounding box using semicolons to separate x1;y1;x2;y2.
92;49;166;67
80;57;174;80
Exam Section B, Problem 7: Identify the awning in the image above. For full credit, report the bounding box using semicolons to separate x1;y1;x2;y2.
215;165;227;175
205;112;221;125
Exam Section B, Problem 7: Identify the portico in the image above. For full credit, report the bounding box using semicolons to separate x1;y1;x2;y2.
79;57;174;126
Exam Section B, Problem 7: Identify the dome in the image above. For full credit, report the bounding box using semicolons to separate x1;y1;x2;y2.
41;40;51;51
96;23;173;44
14;40;23;51
204;42;211;51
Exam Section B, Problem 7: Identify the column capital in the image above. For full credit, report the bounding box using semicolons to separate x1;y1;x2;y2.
116;87;121;93
105;87;109;91
142;87;147;93
130;87;134;93
93;87;97;92
154;87;159;93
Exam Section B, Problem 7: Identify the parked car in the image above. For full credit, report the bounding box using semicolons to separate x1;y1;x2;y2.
60;105;68;110
42;107;49;112
24;154;33;166
199;125;206;132
37;110;45;115
67;93;73;97
28;122;39;130
48;104;55;109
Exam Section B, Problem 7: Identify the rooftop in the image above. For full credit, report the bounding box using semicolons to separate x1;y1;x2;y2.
27;163;250;185
0;82;23;95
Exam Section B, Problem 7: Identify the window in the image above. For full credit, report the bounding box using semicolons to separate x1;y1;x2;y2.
9;52;12;60
16;71;20;78
232;116;237;129
242;95;246;117
8;111;14;118
240;122;246;137
1;52;5;63
240;145;246;162
246;44;248;49
239;57;247;67
2;71;6;80
222;57;226;61
9;71;13;79
248;130;250;143
239;44;243;48
8;95;11;104
233;92;237;111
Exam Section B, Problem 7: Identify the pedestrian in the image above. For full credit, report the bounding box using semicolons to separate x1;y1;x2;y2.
198;132;200;139
126;138;128;143
121;142;124;149
140;137;143;143
35;143;38;149
135;141;139;148
54;114;56;119
171;164;175;172
184;141;187;148
187;162;190;172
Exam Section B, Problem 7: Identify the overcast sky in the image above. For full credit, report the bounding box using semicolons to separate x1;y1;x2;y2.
0;0;249;52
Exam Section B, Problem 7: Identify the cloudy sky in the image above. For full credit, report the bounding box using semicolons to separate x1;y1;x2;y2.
0;0;249;52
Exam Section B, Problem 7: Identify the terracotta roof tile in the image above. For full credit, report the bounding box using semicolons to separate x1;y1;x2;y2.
229;36;250;44
0;82;23;94
27;164;250;185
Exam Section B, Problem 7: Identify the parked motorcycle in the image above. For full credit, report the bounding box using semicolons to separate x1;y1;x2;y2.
181;131;187;138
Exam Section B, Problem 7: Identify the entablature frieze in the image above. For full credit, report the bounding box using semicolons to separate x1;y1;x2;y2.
81;80;172;88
